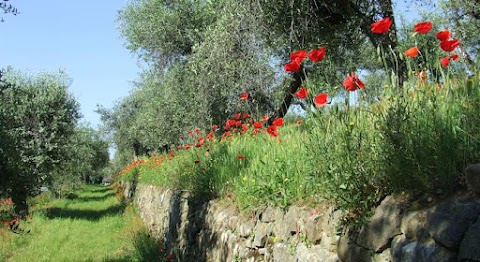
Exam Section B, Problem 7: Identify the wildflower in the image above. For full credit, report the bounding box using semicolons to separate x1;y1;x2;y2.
266;125;279;137
436;30;450;41
371;17;392;34
295;87;308;99
227;119;237;127
241;124;249;131
440;53;460;68
314;93;328;108
243;113;250;119
235;113;241;120
252;129;259;135
289;50;307;62
206;131;214;140
405;46;419;58
343;72;365;91
240;93;249;100
272;118;283;127
194;128;201;134
296;120;302;125
237;155;246;160
284;59;301;72
308;46;326;62
235;121;242;127
211;125;218;131
253;121;262;129
414;21;433;34
194;160;200;164
262;115;269;121
440;39;460;52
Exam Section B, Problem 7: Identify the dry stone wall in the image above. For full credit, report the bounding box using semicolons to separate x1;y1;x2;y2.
126;184;480;262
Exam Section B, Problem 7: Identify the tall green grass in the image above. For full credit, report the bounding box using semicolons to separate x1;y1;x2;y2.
118;70;479;227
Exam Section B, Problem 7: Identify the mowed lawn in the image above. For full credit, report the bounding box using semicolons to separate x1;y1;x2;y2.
1;185;159;262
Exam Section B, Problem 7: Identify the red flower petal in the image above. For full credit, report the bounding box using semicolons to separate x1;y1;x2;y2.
272;118;283;127
289;50;307;62
308;46;326;62
440;56;450;67
295;87;308;99
405;46;419;58
371;17;392;34
240;93;249;100
284;59;301;72
343;72;365;91
436;30;450;41
314;93;328;108
440;39;460;52
253;121;262;129
414;21;433;34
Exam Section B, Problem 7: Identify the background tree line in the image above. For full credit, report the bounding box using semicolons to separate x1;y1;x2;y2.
0;68;110;216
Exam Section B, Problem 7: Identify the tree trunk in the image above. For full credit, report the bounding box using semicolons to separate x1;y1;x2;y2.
268;66;306;125
11;188;29;218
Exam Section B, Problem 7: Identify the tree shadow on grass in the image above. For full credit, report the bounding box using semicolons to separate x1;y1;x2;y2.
45;203;126;221
76;192;116;202
87;186;113;194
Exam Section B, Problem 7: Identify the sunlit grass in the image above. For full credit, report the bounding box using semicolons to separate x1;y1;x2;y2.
0;185;170;262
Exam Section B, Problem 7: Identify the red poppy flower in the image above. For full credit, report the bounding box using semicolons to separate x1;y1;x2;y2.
272;118;283;127
296;120;302;125
222;131;232;137
308;46;326;62
235;113;241;120
253;121;262;129
227;119;237;127
262;115;269;121
440;39;460;52
194;160;200;164
206;132;214;140
343;72;365;91
243;113;250;119
314;93;328;108
194;128;201;134
252;129;259;135
241;124;249;131
440;53;460;68
284;59;301;72
266;125;279;137
405;46;419;58
371;17;392;34
240;93;249;100
414;21;433;34
211;125;218;131
436;30;450;41
440;56;450;68
295;87;308;99
237;155;246;160
289;50;307;62
179;135;184;140
450;53;460;61
235;121;242;127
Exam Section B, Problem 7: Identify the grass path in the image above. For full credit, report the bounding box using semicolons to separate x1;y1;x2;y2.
0;185;167;262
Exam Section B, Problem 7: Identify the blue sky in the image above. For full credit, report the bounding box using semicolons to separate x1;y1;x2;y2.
0;0;138;128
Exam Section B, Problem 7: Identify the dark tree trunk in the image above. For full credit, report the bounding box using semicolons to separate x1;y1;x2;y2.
11;187;29;218
268;66;307;125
